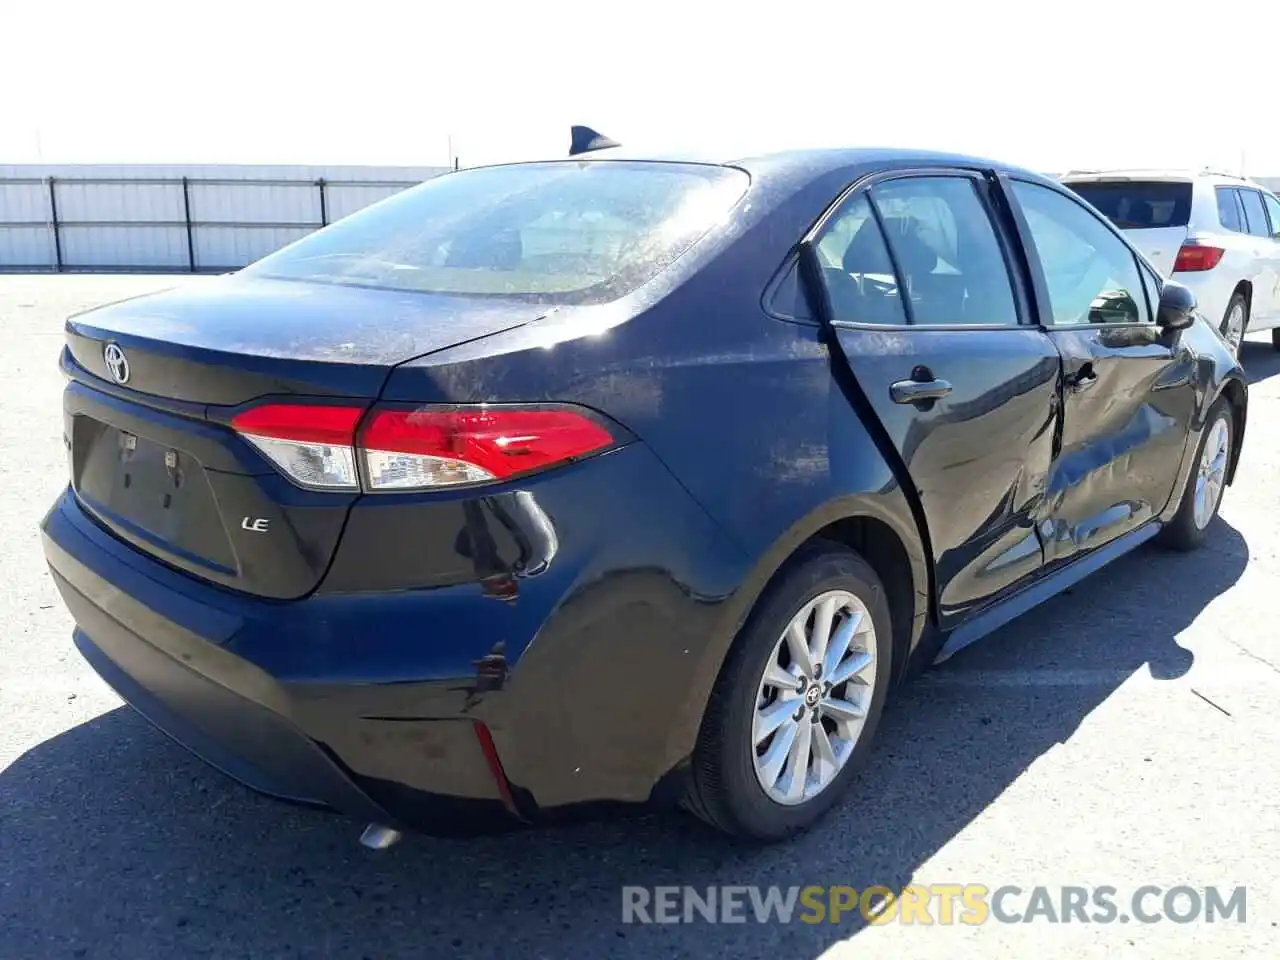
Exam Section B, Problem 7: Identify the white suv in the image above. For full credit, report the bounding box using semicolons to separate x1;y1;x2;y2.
1061;169;1280;355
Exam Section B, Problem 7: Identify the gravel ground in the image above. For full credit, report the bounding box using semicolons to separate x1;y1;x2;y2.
2;275;1279;959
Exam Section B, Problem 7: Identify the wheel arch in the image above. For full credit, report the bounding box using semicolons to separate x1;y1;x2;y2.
1218;374;1247;484
674;493;933;774
1232;279;1252;315
733;497;929;678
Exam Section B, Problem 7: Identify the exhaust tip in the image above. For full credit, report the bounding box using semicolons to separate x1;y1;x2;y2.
359;823;403;850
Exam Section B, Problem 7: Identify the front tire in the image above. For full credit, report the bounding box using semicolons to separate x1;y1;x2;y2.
684;543;892;841
1158;398;1232;551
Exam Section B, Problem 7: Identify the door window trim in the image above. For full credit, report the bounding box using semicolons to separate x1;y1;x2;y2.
998;173;1158;331
799;166;1037;332
1238;188;1272;239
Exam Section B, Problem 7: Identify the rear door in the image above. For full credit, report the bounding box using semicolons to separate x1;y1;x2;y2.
1002;177;1198;561
804;169;1061;626
1061;178;1192;276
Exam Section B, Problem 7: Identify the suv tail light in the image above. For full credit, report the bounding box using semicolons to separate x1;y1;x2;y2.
1173;243;1225;272
231;403;618;492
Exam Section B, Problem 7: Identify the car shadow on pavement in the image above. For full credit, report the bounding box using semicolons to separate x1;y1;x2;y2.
0;520;1248;960
1242;337;1280;385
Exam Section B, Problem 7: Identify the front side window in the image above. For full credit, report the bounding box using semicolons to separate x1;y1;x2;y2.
244;161;749;304
870;176;1019;326
1263;194;1280;239
1011;181;1151;326
1238;189;1271;239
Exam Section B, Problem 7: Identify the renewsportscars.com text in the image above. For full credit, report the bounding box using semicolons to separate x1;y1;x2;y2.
621;884;1247;925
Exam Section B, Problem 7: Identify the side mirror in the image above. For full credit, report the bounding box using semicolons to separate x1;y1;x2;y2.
1156;280;1196;331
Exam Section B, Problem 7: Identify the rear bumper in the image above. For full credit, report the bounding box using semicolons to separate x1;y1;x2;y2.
42;491;526;834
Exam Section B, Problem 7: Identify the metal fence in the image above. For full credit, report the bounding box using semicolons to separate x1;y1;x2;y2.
0;166;446;273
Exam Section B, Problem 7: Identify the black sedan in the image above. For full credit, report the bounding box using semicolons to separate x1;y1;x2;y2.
41;143;1247;843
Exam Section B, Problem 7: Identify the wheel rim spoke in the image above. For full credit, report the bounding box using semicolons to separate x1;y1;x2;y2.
785;621;814;679
827;648;873;687
812;720;839;782
821;696;866;728
821;610;859;680
757;718;799;786
754;694;800;745
808;596;837;672
763;661;801;693
781;718;813;802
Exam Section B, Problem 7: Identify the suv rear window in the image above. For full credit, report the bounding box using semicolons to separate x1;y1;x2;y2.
1064;181;1193;229
245;161;749;304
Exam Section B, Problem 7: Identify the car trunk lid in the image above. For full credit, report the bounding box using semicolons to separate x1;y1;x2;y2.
62;274;544;599
65;274;538;405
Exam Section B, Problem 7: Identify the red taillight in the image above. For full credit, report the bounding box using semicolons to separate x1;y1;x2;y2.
1173;243;1225;273
230;402;616;492
231;403;365;491
360;407;616;490
230;404;364;445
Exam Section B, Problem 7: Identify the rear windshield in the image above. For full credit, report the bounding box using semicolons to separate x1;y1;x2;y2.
244;161;749;304
1064;180;1193;229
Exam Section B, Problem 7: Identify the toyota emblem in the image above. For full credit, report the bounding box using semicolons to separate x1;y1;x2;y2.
103;343;130;384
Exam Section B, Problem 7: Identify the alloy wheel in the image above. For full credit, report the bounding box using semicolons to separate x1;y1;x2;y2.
1193;417;1230;530
751;590;877;806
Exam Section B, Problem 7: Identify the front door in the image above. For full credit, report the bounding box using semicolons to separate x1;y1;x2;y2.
806;169;1061;626
1002;177;1198;562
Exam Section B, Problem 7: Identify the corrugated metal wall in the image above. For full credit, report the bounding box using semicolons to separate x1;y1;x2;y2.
0;163;449;272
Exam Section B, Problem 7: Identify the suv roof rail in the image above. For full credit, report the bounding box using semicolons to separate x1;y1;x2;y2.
1200;166;1247;180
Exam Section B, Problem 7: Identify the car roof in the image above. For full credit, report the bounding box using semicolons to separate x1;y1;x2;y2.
469;144;1056;190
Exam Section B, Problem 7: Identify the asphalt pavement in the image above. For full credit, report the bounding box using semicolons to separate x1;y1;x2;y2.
2;275;1279;959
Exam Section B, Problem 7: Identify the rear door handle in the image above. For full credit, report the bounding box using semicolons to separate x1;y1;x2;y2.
890;377;953;404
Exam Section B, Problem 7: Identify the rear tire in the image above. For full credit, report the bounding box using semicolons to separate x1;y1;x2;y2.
1157;398;1232;552
1220;292;1248;357
1272;327;1280;351
684;542;892;841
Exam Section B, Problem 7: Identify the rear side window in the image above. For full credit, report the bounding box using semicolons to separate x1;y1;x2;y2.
871;176;1019;326
1216;187;1245;233
1065;181;1192;229
811;194;908;325
244;161;749;305
1239;189;1272;238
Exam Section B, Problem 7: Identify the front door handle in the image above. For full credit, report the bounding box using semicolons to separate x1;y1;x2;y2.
1067;363;1098;392
890;377;953;404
